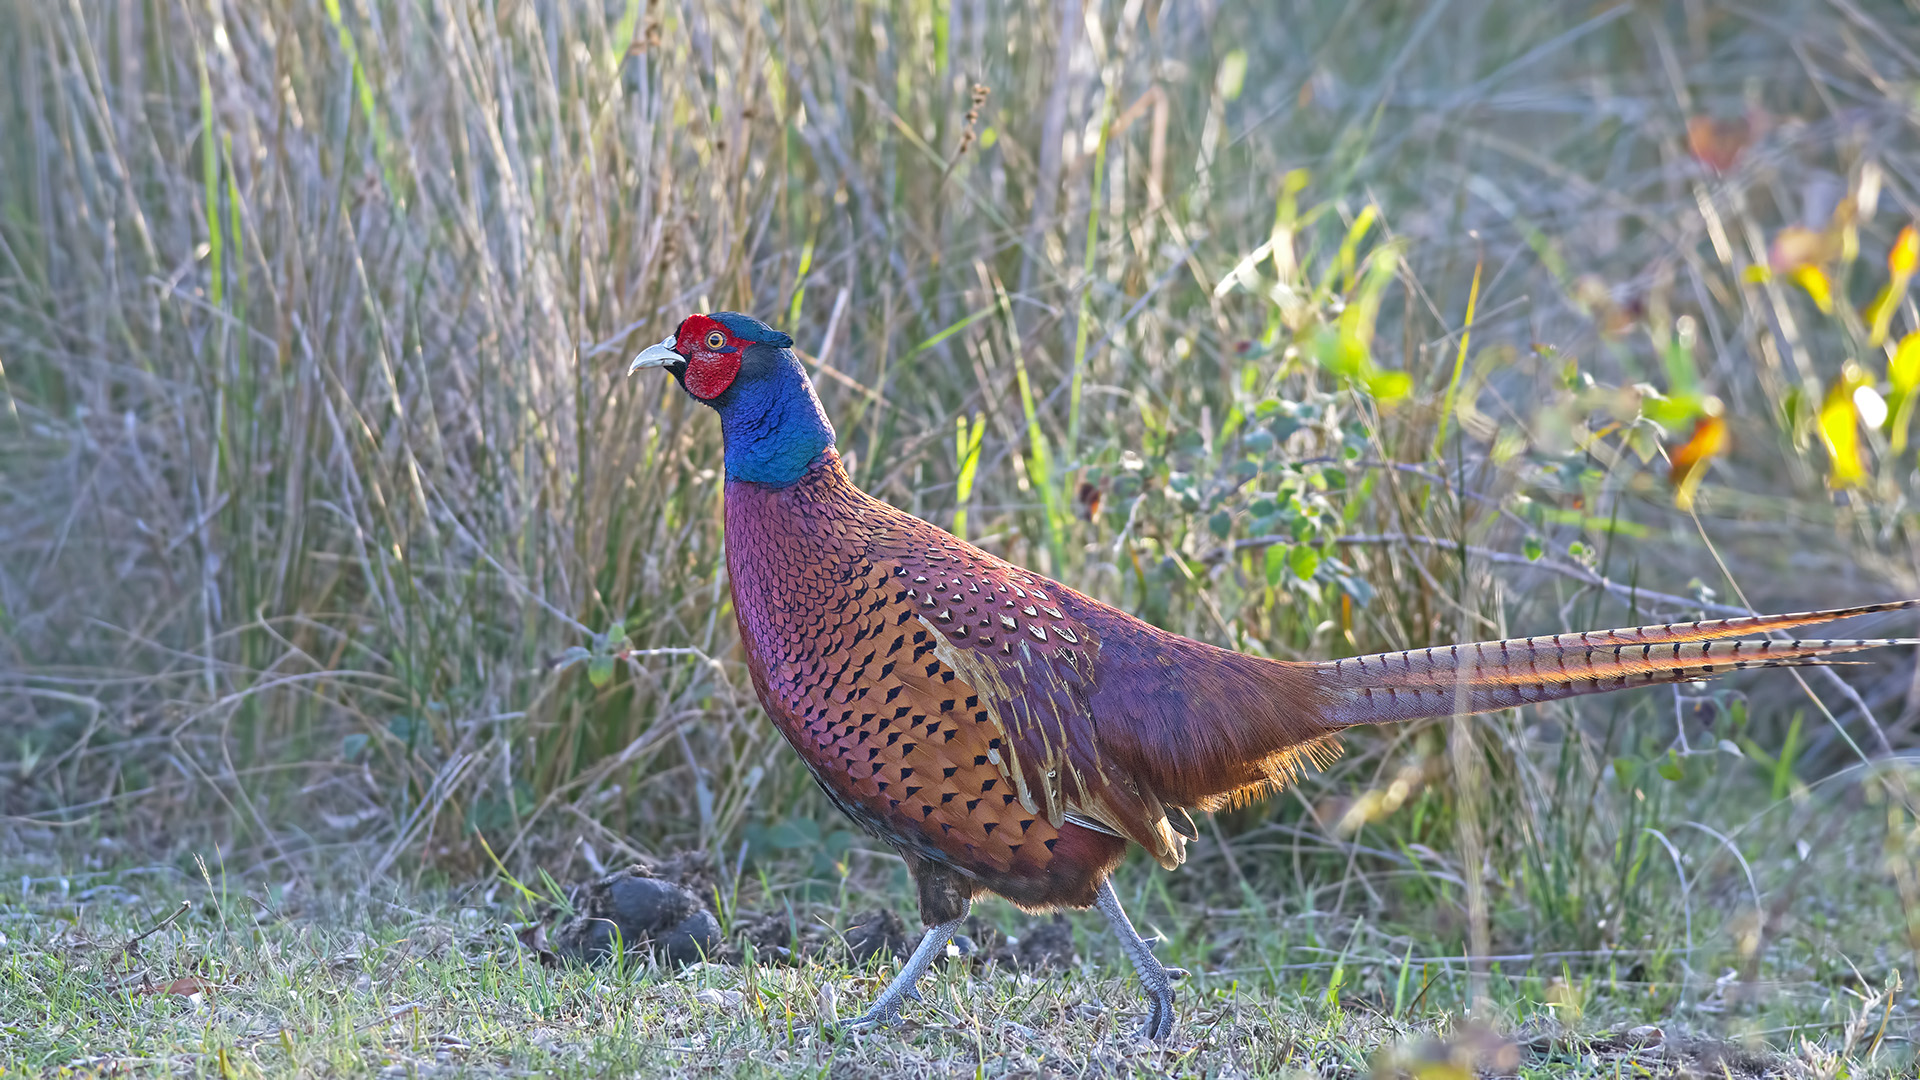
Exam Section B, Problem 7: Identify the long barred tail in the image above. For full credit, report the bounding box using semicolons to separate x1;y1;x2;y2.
1315;599;1920;726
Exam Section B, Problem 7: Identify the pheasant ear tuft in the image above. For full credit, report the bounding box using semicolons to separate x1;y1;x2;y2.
708;311;794;349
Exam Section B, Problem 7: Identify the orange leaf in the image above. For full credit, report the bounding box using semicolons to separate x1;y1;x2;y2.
1870;225;1919;347
1668;413;1729;511
1686;115;1752;175
1892;224;1919;277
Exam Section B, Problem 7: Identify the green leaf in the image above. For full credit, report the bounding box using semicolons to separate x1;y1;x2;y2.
763;818;820;849
952;412;986;540
1612;757;1638;792
1289;545;1321;580
1523;537;1544;561
1366;370;1412;402
1208;510;1233;539
342;733;369;762
1656;749;1684;783
587;655;615;688
1265;545;1286;587
1334;572;1374;606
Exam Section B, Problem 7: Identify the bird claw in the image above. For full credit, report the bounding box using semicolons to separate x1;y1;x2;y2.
789;994;910;1040
1132;991;1176;1042
842;1002;905;1031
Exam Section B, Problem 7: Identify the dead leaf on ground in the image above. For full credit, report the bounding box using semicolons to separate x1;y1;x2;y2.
514;921;558;968
132;976;217;997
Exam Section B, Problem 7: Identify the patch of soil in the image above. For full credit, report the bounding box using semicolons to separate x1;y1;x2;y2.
723;906;837;965
547;864;722;968
826;909;1079;972
842;907;912;964
960;913;1008;964
648;849;720;898
1003;912;1077;971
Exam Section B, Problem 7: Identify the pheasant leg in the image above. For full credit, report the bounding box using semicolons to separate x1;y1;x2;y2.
847;901;971;1029
1094;879;1176;1041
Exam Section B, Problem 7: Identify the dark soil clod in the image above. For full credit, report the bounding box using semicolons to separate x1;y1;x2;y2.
842;907;912;964
1008;913;1078;972
548;865;722;968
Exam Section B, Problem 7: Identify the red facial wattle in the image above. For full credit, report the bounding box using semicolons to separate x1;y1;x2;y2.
677;317;742;399
684;349;741;399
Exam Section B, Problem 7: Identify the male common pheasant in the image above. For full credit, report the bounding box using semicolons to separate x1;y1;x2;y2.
631;311;1916;1040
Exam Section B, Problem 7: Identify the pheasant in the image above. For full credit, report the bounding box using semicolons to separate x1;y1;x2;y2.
630;311;1916;1040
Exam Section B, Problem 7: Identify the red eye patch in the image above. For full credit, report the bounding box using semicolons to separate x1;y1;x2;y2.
684;350;741;399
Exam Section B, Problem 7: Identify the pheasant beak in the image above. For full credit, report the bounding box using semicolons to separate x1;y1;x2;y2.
628;335;682;376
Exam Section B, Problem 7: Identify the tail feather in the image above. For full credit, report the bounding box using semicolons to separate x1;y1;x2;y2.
1317;600;1920;727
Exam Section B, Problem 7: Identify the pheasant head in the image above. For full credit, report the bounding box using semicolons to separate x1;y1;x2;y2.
630;311;835;486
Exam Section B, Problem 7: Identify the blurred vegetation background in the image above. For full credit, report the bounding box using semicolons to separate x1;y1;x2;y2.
5;0;1920;1047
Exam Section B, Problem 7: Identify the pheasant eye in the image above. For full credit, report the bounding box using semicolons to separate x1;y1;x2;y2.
705;330;726;349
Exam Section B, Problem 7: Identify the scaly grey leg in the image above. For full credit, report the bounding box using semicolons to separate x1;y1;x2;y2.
846;901;970;1029
1094;879;1177;1041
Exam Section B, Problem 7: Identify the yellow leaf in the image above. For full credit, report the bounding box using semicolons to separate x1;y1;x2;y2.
1668;413;1729;511
1792;265;1834;314
1818;369;1869;488
1411;1063;1473;1080
1865;282;1902;347
1892;223;1919;277
1892;332;1920;456
1893;332;1920;393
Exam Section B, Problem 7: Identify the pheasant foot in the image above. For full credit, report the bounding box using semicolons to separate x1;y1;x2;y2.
1094;879;1177;1042
842;904;969;1031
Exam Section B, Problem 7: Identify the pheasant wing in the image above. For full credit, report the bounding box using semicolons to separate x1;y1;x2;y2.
867;532;1233;869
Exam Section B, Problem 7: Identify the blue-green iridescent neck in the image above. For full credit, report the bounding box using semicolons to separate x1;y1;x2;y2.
716;346;836;486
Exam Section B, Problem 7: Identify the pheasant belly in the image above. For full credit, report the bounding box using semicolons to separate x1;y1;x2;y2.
723;474;1125;913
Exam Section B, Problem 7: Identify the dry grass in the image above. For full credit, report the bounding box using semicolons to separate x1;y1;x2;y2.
5;0;1920;1074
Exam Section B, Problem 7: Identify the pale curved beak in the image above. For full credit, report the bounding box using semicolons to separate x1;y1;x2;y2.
628;334;682;376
